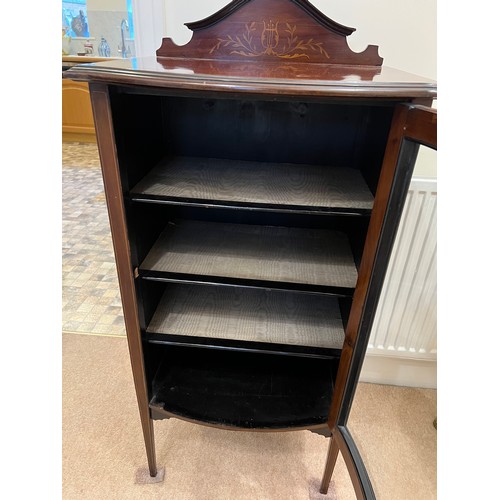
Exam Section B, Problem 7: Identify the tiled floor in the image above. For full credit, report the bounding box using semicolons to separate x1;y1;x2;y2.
62;142;125;336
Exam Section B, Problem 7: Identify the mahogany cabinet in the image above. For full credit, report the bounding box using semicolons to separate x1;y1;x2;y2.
65;1;436;497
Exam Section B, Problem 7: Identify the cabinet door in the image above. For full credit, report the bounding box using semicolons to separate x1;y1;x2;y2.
62;78;96;140
322;104;437;499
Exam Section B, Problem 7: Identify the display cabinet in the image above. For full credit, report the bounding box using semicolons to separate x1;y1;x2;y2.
65;1;437;497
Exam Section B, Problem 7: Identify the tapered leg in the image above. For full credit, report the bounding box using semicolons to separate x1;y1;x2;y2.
130;350;157;477
320;435;340;494
142;415;157;476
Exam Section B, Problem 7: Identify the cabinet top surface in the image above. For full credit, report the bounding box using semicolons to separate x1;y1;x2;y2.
66;56;436;98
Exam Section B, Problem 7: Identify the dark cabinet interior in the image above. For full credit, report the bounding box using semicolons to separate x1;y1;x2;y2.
103;87;396;431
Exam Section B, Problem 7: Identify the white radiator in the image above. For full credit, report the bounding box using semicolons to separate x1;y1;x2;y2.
360;178;437;388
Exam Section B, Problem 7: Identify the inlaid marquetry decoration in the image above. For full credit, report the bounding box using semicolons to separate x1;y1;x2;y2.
210;21;330;60
156;0;383;67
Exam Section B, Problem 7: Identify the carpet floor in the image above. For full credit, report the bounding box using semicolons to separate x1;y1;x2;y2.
62;333;436;499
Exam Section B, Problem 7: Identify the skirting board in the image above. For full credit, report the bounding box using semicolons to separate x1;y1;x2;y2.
63;132;97;143
359;354;437;389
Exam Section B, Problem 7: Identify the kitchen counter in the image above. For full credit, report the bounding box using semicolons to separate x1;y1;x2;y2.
63;55;120;71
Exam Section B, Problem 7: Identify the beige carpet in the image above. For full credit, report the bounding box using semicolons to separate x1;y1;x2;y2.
62;333;436;499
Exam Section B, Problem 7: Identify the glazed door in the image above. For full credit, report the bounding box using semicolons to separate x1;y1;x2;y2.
321;104;437;499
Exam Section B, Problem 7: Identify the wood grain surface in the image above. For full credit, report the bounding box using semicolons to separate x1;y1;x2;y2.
131;157;374;211
140;220;358;288
156;0;382;66
147;284;345;349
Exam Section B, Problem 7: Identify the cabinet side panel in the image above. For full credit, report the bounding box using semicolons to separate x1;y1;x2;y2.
109;88;167;191
359;106;395;194
89;83;157;475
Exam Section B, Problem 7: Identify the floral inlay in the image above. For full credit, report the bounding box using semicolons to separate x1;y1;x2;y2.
209;21;330;59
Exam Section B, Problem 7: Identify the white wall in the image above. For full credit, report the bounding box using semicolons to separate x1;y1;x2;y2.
131;0;166;59
87;0;127;12
164;0;228;45
312;0;436;80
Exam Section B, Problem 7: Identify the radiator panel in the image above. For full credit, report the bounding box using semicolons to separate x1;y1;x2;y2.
368;178;437;360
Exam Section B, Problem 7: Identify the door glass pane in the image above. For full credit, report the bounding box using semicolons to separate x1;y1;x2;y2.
347;146;437;499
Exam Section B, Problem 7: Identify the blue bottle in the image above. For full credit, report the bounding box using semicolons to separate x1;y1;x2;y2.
98;37;111;57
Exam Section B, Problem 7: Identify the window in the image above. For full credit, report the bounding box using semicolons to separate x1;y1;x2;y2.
62;0;89;38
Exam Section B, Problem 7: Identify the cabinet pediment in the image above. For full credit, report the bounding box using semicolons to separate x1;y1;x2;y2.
156;0;383;66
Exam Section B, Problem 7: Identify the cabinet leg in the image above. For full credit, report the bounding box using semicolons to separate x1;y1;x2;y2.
320;435;340;494
142;415;157;476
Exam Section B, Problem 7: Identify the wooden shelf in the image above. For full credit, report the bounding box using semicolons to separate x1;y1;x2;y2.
140;220;358;292
130;157;374;215
146;283;345;354
149;346;336;429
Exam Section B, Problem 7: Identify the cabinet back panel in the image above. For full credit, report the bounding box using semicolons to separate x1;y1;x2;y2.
162;96;377;166
143;342;340;400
